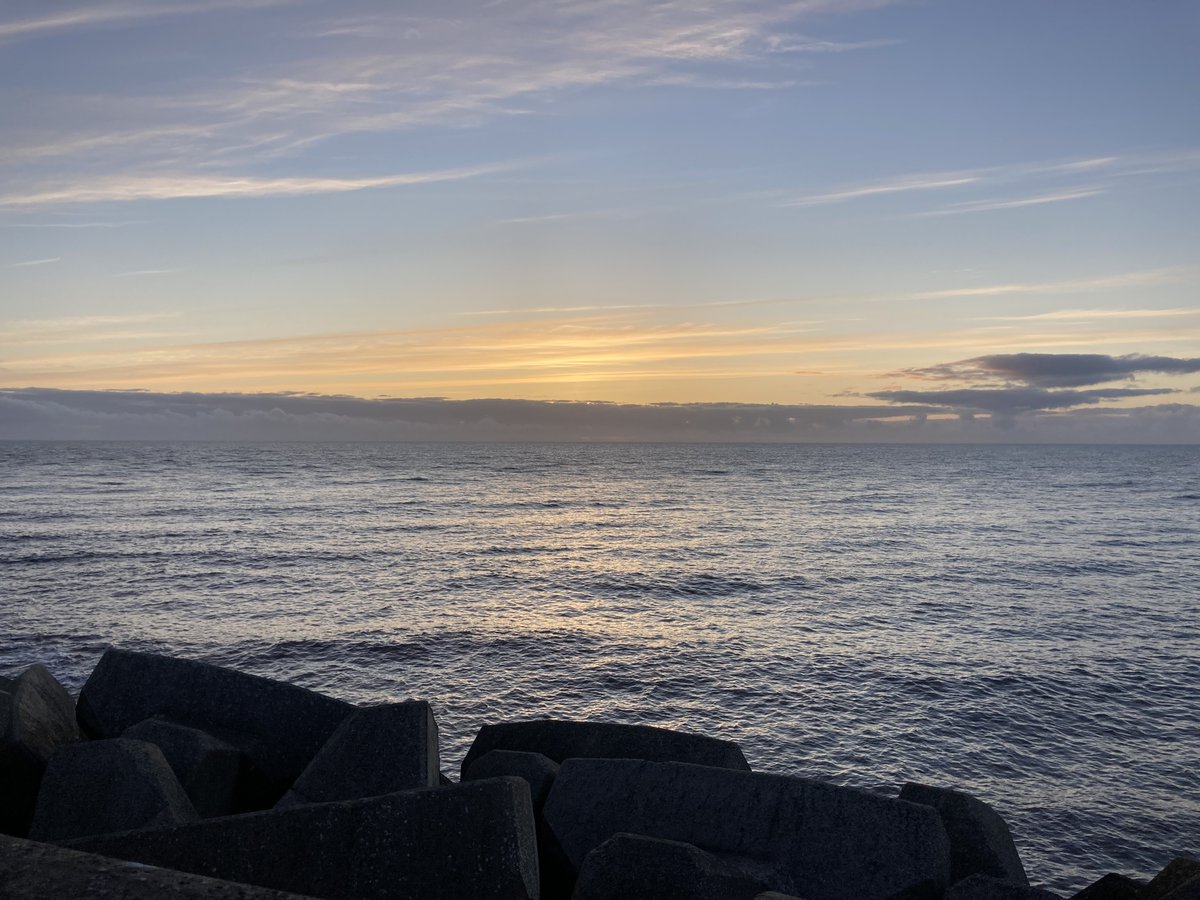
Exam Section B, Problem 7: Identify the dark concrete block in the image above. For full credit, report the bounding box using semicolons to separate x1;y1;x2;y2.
29;738;198;842
1147;860;1200;900
123;718;244;818
70;777;539;900
0;833;318;898
1161;877;1200;900
900;782;1028;885
275;701;439;810
0;664;82;836
1068;873;1144;899
461;719;749;778
464;749;559;810
77;649;352;802
571;832;769;900
946;874;1060;899
542;757;950;900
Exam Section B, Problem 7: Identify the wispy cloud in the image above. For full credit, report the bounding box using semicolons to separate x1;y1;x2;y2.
0;162;521;207
7;256;62;268
920;187;1104;216
981;308;1199;322
0;0;294;42
782;173;981;207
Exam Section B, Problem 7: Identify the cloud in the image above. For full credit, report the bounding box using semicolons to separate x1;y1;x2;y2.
782;173;981;207
980;308;1199;322
867;386;1176;415
7;256;62;268
0;387;943;442
899;353;1200;388
0;0;294;42
0;162;520;208
919;187;1104;216
4;387;1197;443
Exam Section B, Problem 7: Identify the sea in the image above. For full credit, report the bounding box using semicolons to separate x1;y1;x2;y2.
1;440;1197;894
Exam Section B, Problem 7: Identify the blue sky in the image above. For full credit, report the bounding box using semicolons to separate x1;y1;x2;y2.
1;0;1198;440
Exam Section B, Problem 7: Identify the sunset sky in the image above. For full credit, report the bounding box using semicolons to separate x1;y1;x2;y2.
2;0;1198;440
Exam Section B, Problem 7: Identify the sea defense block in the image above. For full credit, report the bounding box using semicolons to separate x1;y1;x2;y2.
1145;859;1200;900
30;738;198;842
571;832;770;900
0;664;82;836
1067;872;1144;899
275;701;440;810
900;782;1029;885
460;718;750;778
77;649;353;801
123;718;244;818
463;750;559;810
0;833;318;899
944;874;1061;899
542;758;951;900
70;777;540;900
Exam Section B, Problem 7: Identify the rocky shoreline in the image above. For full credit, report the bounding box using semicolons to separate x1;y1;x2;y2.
1;649;1195;899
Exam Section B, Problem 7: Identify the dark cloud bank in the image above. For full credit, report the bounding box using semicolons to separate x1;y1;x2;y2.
900;352;1200;389
2;385;1198;443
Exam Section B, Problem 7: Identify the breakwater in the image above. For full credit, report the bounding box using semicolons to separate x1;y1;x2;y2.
2;649;1196;899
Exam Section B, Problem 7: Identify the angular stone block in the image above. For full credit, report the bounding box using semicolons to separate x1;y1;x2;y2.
1068;873;1144;899
123;718;244;818
543;758;951;900
900;782;1028;885
1147;860;1200;900
77;649;352;802
464;750;559;810
0;833;318;899
0;664;82;836
461;719;749;778
70;777;539;900
572;832;770;900
945;874;1060;899
275;701;439;810
29;738;197;842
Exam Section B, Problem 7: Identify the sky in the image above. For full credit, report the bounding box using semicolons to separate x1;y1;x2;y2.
1;0;1198;441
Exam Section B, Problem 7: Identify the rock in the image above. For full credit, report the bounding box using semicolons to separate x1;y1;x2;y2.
945;874;1060;899
0;833;319;899
542;757;951;900
122;718;244;818
1161;877;1200;900
275;701;439;810
0;664;82;836
461;719;750;777
77;649;352;805
464;750;559;810
1068;873;1144;899
571;832;770;900
900;782;1028;885
1146;860;1200;899
755;894;807;900
70;777;540;900
29;738;198;842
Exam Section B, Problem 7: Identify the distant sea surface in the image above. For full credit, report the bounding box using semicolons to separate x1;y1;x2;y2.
2;441;1197;892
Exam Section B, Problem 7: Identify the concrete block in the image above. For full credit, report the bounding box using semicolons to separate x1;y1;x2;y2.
275;701;438;810
70;777;539;900
1067;873;1144;899
77;649;352;803
571;832;769;900
1147;860;1200;900
29;739;197;842
462;719;749;777
900;782;1028;885
0;833;318;898
123;718;244;818
945;874;1060;899
542;757;951;900
464;750;559;810
0;664;82;835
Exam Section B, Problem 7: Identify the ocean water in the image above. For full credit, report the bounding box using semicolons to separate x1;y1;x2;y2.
1;440;1197;893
